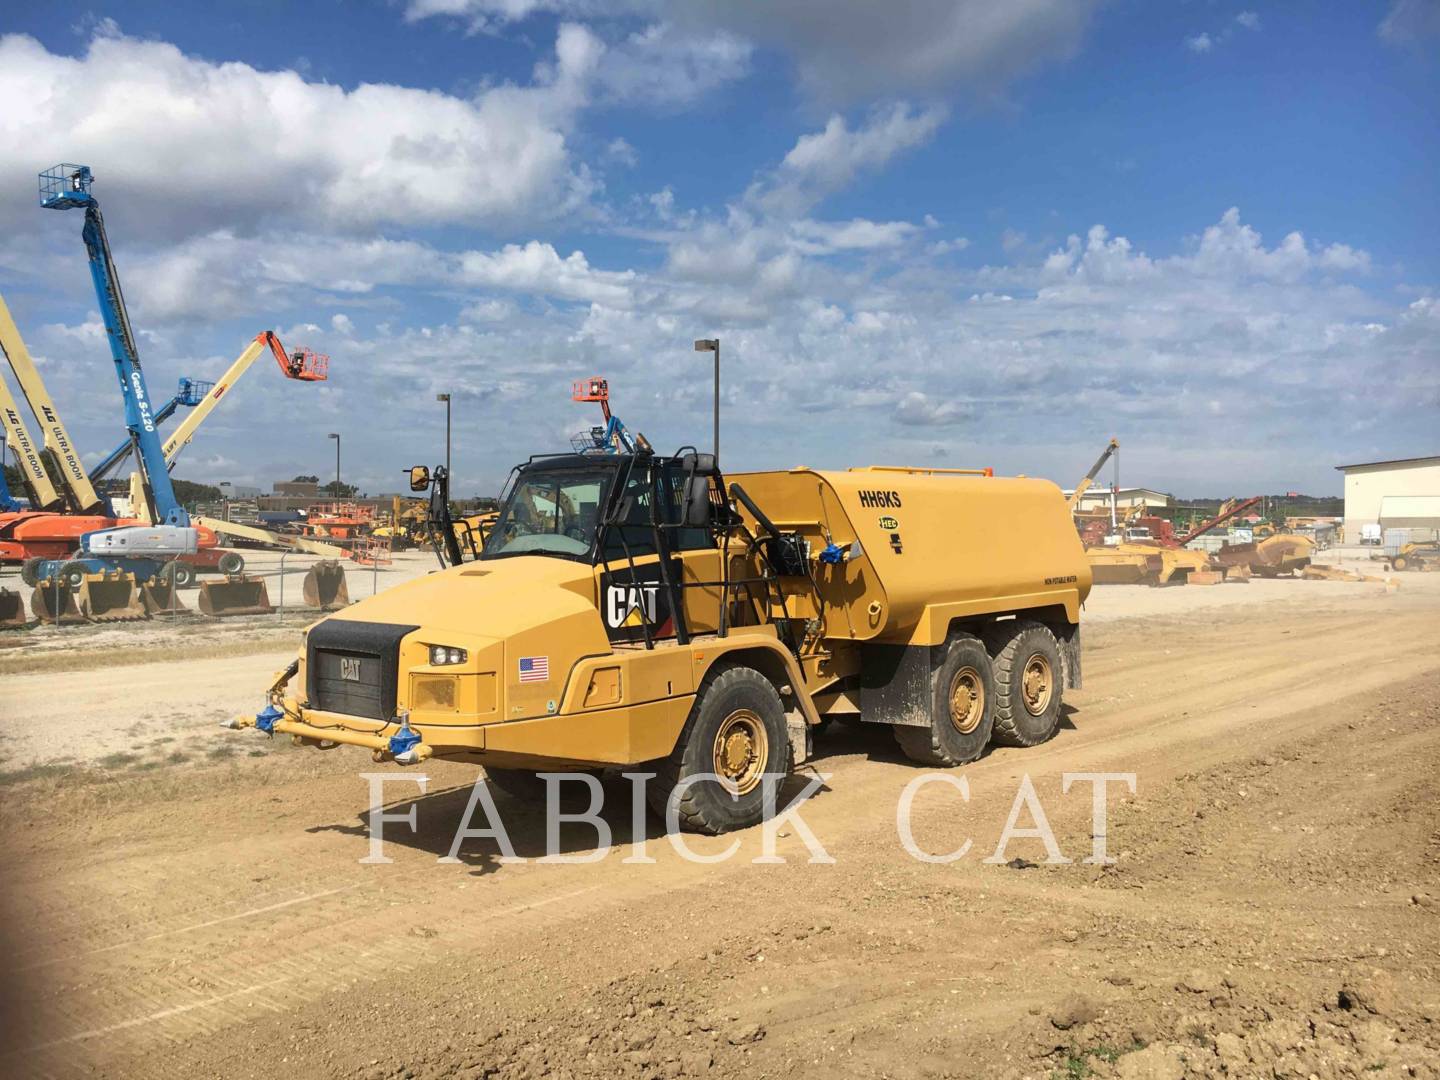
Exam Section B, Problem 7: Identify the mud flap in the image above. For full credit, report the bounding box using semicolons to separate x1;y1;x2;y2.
199;575;275;617
859;643;938;727
0;587;29;629
787;709;811;767
141;577;188;616
31;579;83;624
79;571;149;622
301;560;350;611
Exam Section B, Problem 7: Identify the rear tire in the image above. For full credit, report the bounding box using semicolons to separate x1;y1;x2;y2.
20;556;45;588
160;561;196;588
894;634;995;766
987;621;1065;747
217;552;245;575
647;665;789;834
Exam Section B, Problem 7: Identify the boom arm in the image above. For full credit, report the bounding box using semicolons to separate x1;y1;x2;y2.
161;333;272;460
1068;437;1119;512
0;374;64;511
41;165;187;526
0;292;103;512
1176;496;1263;545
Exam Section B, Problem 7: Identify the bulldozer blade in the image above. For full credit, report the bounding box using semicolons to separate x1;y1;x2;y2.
198;575;274;617
0;587;29;629
301;560;351;611
79;571;149;622
31;580;83;624
141;577;188;617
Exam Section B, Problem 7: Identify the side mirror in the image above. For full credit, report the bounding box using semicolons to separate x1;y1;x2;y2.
682;473;712;528
407;465;431;492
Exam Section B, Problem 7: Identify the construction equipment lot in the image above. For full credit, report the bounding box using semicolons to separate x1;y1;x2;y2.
2;561;1437;1079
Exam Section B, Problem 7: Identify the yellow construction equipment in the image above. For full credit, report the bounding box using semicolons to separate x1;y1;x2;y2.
228;446;1089;834
0;294;102;512
1068;437;1118;512
0;374;64;511
77;569;148;621
301;560;350;610
1388;541;1439;572
0;586;27;628
198;575;274;617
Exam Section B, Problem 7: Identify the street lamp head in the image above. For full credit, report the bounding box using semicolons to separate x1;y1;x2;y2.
693;339;718;352
328;432;339;440
436;393;451;402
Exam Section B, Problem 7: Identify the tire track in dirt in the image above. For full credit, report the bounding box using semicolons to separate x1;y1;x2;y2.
3;603;1438;1077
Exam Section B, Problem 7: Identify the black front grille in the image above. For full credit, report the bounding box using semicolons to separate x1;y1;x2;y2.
306;620;418;721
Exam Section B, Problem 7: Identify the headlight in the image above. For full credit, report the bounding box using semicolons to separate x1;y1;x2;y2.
428;645;467;666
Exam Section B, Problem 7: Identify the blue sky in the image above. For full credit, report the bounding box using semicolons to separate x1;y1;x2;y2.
0;1;1436;498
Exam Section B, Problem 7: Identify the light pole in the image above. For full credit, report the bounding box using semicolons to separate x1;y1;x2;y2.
693;338;719;461
436;393;452;476
328;432;340;496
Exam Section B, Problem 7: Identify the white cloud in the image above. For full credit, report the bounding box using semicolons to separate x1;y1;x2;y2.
0;26;598;240
457;241;638;304
669;0;1099;103
791;218;922;253
1379;0;1440;43
1236;11;1262;30
1185;32;1214;54
753;103;946;215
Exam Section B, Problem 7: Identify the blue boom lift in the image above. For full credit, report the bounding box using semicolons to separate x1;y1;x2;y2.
35;165;200;587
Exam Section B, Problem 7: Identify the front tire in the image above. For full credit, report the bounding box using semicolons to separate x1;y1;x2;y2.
648;665;790;834
894;634;996;766
1391;555;1409;571
57;560;89;589
217;552;245;575
986;621;1065;748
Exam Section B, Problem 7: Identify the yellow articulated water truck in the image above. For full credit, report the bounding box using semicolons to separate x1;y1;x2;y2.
227;450;1091;833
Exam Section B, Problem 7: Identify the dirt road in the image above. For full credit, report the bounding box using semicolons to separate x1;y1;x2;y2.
2;577;1438;1079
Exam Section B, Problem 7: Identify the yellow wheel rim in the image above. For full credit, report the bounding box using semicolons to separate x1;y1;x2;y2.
1022;654;1053;716
712;709;768;795
948;667;985;734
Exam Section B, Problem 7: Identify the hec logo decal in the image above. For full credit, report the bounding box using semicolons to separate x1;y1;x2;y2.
877;515;899;531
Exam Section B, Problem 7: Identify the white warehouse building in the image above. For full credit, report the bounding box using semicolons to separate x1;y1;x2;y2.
1335;455;1440;541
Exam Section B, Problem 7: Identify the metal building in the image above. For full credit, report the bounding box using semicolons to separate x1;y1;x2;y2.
1335;455;1440;541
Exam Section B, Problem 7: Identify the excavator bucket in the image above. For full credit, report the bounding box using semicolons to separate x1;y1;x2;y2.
78;571;148;622
301;560;350;611
301;560;351;610
198;574;274;617
141;576;187;617
31;579;83;624
0;587;29;629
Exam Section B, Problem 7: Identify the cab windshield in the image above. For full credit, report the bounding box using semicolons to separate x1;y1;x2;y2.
481;465;614;560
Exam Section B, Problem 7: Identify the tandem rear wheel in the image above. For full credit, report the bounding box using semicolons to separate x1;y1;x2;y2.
894;633;996;767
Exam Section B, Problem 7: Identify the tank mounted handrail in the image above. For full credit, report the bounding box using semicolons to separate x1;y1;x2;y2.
852;466;994;477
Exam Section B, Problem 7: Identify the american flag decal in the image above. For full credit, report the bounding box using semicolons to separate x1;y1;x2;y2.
518;655;549;683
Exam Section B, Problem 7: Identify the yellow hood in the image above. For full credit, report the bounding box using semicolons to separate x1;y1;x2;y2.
327;556;596;638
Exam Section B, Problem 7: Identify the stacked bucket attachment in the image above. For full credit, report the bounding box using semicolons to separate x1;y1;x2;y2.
31;577;84;624
0;587;29;629
302;560;350;611
141;575;188;617
198;574;274;617
76;570;148;621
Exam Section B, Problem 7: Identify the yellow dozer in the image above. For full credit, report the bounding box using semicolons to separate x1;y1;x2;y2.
229;452;1090;834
